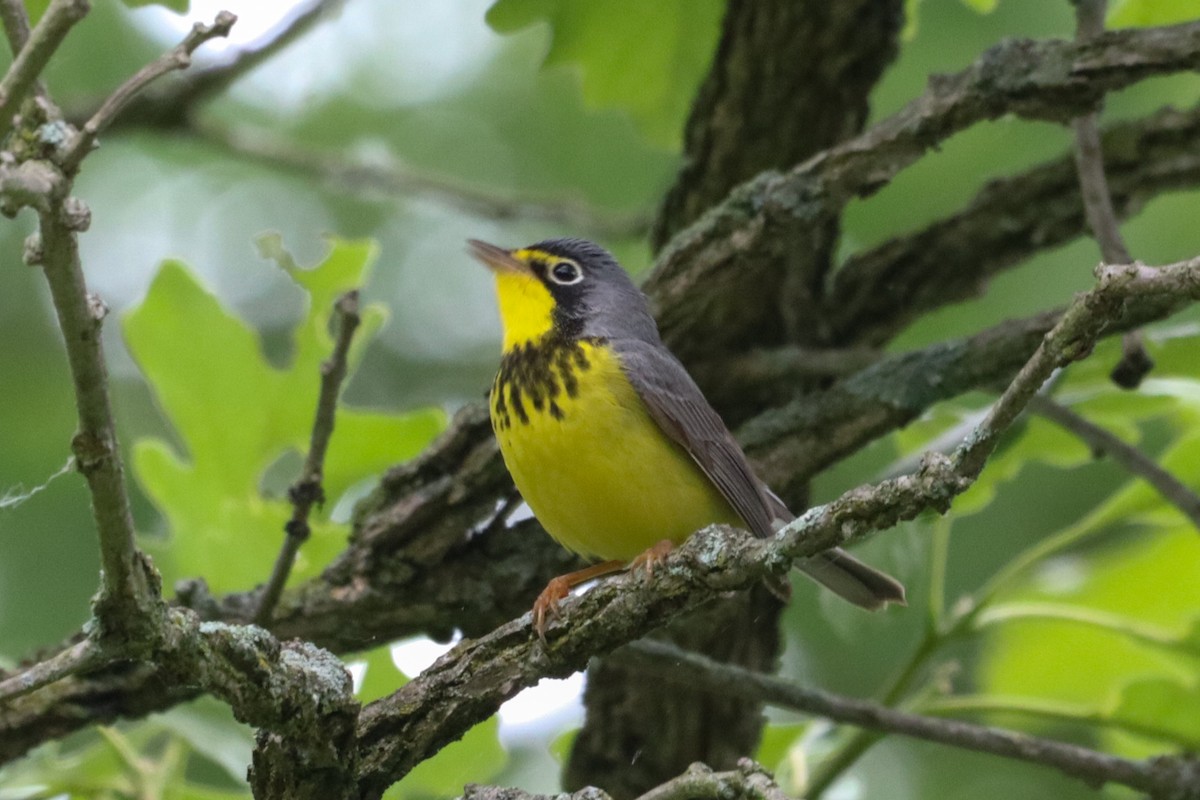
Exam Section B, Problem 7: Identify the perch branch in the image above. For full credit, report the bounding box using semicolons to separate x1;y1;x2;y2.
256;290;362;625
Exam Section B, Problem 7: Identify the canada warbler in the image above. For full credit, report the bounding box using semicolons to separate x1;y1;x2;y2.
469;238;905;636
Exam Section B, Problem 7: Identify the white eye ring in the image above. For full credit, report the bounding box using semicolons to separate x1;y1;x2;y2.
547;260;584;285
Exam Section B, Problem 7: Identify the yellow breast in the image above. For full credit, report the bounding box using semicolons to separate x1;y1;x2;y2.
490;338;741;562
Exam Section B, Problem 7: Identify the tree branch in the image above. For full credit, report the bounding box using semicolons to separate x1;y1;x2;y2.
824;103;1200;347
0;0;88;141
59;10;237;175
621;641;1200;799
1029;394;1200;530
256;290;361;625
0;639;99;703
461;760;788;800
645;20;1200;359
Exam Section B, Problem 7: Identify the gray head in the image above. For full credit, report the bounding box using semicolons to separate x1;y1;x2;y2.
468;237;661;344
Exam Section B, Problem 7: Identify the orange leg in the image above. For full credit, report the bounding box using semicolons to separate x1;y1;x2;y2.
533;559;625;640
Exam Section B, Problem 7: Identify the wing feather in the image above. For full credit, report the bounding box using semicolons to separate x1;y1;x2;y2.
614;339;777;539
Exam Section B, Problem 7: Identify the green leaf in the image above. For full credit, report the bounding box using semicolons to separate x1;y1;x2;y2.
485;0;723;148
756;721;810;774
1110;676;1200;748
156;698;254;784
122;0;190;11
548;727;578;764
959;0;999;12
123;239;446;593
355;644;407;705
978;522;1200;741
1109;0;1199;27
165;785;252;800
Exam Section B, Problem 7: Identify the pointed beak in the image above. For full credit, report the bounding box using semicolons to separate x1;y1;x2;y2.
467;239;530;275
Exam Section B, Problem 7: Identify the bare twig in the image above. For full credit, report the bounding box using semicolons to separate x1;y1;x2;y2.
0;639;100;703
0;0;32;55
256;291;362;625
623;640;1200;798
0;0;88;140
37;202;163;627
171;0;342;111
1029;394;1200;529
1071;112;1131;266
59;11;237;174
953;260;1198;478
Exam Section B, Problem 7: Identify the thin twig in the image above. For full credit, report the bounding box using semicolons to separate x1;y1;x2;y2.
256;290;362;625
0;639;100;703
37;203;160;625
171;0;343;111
59;11;237;174
0;0;32;55
622;640;1200;798
198;125;652;239
1029;394;1200;530
0;0;88;141
1070;0;1155;389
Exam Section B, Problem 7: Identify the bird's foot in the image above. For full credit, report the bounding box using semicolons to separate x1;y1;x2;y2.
531;559;626;641
532;576;571;641
629;539;674;580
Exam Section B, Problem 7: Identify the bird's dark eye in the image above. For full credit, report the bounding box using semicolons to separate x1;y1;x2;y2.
548;260;583;285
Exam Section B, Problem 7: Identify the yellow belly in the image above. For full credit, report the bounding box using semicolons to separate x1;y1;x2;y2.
491;341;741;562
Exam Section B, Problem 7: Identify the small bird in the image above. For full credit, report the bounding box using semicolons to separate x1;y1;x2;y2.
469;237;905;637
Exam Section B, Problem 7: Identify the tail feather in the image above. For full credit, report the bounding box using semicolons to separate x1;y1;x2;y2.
797;547;906;610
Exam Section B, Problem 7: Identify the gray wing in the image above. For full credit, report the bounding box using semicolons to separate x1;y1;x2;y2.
615;338;907;609
614;339;777;539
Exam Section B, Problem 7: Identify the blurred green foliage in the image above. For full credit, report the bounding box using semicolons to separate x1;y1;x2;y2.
125;238;444;592
485;0;723;148
0;0;1198;798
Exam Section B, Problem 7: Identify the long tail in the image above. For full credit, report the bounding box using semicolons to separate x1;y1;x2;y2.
797;547;906;610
